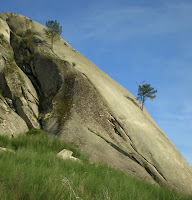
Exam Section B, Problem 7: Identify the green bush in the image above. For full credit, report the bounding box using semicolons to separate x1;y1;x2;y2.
0;34;4;45
26;128;47;136
25;29;34;37
0;33;4;39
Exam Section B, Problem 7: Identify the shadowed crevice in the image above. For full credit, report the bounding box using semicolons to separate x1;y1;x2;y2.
88;128;142;166
88;127;168;185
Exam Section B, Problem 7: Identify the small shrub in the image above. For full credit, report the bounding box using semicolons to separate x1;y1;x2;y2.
38;113;45;121
20;38;28;45
72;62;76;67
29;53;34;61
26;128;47;136
6;56;15;64
25;29;33;37
25;29;31;35
0;34;4;44
0;33;4;39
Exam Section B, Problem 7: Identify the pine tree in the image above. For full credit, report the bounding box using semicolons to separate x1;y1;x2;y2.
44;20;62;50
137;83;157;111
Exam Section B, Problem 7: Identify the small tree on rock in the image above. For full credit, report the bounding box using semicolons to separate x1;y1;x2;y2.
44;20;62;50
137;83;157;111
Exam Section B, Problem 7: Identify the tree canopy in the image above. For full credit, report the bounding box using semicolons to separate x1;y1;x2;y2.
44;20;62;50
137;83;157;111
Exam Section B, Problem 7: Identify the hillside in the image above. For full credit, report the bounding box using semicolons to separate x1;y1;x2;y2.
0;131;192;200
0;12;192;195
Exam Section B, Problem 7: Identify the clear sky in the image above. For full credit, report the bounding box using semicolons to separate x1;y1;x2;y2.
1;0;192;166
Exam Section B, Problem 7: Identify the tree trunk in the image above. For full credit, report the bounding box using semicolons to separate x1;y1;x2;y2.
141;96;144;111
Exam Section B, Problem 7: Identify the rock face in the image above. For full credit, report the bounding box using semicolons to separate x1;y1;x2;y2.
0;18;10;43
0;12;192;194
0;13;40;131
0;95;28;136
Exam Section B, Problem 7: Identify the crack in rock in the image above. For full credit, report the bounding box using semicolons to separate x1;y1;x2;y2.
88;125;167;185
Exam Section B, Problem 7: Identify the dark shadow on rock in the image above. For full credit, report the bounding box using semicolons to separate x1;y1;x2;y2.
125;96;140;108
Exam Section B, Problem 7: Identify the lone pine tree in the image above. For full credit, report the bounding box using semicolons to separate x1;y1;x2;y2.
137;83;157;111
44;20;62;50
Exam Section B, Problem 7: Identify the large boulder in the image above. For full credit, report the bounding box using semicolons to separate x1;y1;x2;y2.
57;149;81;162
0;12;191;194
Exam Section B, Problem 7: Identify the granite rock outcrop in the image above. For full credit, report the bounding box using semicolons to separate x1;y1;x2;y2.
0;12;191;194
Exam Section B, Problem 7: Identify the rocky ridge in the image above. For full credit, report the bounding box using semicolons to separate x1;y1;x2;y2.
0;12;192;194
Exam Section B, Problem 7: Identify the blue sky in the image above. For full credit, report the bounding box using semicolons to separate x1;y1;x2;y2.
1;0;192;166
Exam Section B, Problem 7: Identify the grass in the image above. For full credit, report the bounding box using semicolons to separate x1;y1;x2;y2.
0;129;191;200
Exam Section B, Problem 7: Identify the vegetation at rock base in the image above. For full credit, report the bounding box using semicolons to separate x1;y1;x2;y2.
44;20;62;50
0;130;191;200
137;82;157;111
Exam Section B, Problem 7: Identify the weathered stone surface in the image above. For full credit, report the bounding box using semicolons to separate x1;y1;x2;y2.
0;19;40;129
0;12;192;194
57;149;81;162
0;96;28;136
0;18;10;43
2;61;40;129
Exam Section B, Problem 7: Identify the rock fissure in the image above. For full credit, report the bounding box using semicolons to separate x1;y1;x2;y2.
109;114;138;150
129;143;168;184
88;109;170;185
21;86;38;105
100;115;168;184
20;86;38;118
88;128;143;166
4;97;15;111
27;88;39;104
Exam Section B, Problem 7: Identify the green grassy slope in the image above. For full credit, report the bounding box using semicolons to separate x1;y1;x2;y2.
0;129;191;200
